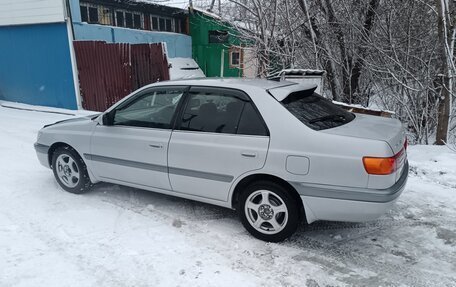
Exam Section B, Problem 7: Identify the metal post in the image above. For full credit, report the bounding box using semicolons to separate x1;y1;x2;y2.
220;49;224;77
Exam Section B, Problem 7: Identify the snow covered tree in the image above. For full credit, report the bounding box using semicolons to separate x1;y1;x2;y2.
210;0;455;144
434;0;455;145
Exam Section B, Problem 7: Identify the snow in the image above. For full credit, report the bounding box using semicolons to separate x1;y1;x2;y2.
191;6;223;20
279;69;325;76
0;100;97;116
332;100;395;114
168;57;206;80
1;102;456;286
131;0;189;9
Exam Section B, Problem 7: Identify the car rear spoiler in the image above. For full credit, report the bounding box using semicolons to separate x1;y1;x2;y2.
267;83;318;101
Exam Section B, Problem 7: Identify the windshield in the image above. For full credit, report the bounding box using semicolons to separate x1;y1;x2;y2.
281;90;355;130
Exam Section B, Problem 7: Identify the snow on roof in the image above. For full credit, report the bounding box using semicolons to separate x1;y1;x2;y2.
332;100;395;115
128;0;188;10
190;6;222;20
190;6;256;36
279;69;326;76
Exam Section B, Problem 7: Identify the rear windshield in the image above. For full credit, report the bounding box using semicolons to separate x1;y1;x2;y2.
281;90;355;130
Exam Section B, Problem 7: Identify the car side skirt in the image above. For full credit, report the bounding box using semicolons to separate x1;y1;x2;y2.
98;176;233;209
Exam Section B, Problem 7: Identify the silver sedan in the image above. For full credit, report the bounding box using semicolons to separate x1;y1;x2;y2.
34;78;408;242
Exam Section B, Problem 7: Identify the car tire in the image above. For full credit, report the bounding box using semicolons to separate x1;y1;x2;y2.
51;146;92;194
238;181;300;242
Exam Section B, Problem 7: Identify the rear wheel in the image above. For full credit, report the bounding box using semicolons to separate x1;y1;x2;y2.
239;181;300;242
51;147;92;194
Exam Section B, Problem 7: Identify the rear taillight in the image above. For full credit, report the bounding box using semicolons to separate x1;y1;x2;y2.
363;156;396;175
363;139;407;175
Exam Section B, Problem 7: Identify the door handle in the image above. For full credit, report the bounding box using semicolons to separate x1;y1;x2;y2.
149;144;164;149
241;152;257;158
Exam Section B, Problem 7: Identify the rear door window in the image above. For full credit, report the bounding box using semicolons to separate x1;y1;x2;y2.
178;87;268;136
237;102;268;136
282;91;355;130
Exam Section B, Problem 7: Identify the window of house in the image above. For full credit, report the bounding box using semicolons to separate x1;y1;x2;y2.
159;18;165;31
230;47;241;67
88;7;98;23
132;13;142;29
165;19;172;32
80;5;88;22
79;4;146;29
116;11;125;27
115;10;142;29
80;4;99;24
99;7;113;25
125;12;133;28
133;14;141;29
209;30;229;43
151;15;175;32
152;16;159;30
175;19;181;33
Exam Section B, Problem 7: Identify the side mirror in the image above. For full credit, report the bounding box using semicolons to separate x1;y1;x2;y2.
102;111;114;126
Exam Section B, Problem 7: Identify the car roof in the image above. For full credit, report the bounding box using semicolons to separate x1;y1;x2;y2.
152;77;293;89
148;78;318;101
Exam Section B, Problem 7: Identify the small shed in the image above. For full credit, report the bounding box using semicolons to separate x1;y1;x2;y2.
189;7;245;78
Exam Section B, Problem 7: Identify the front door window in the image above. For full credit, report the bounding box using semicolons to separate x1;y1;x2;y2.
113;88;185;129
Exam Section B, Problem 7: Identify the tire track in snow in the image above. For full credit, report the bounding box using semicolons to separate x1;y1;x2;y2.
92;184;456;287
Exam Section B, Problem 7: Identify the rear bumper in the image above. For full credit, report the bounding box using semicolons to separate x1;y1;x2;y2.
34;143;50;168
291;161;409;223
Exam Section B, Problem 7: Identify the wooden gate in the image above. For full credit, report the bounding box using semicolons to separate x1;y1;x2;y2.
73;41;169;111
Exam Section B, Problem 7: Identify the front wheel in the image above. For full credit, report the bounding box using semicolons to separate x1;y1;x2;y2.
51;147;92;194
239;181;300;242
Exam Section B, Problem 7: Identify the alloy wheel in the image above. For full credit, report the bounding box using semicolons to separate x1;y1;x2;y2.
55;154;80;188
244;190;289;235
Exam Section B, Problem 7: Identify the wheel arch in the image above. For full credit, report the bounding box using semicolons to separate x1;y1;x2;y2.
47;141;98;184
230;173;306;221
47;142;79;168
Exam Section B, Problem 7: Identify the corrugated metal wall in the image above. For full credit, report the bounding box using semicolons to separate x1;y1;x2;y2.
73;41;169;112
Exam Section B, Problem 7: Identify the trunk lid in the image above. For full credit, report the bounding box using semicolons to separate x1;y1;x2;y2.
323;114;407;182
322;114;406;154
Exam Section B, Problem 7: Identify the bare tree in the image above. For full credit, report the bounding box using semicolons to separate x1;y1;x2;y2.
216;0;455;144
434;0;455;145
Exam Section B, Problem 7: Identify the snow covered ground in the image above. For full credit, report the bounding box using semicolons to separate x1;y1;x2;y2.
0;102;455;287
